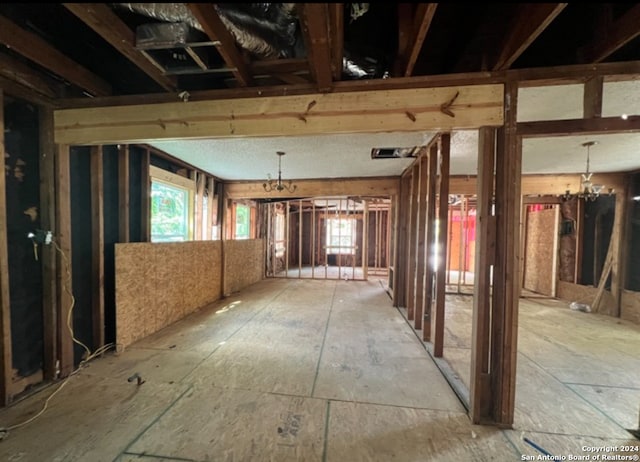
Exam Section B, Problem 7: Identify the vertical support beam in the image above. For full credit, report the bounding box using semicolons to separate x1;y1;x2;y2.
298;199;303;279
285;201;290;276
0;90;13;404
312;201;316;278
195;172;204;240
491;81;522;427
118;145;130;243
583;76;604;119
407;167;419;320
140;148;150;242
434;133;451;358
393;176;410;307
423;145;438;342
39;106;57;381
206;177;214;240
55;144;74;377
414;156;428;331
470;126;497;424
363;200;369;280
574;198;584;283
610;182;628;317
90;146;105;350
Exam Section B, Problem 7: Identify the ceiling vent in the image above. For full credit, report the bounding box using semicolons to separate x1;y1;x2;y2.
371;147;420;159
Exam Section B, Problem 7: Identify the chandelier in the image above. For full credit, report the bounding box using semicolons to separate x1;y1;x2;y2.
263;151;297;193
561;141;607;202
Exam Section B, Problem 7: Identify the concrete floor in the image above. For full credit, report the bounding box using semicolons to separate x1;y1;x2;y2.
0;278;637;461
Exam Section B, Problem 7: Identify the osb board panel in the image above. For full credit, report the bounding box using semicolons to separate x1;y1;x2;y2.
224;239;264;295
523;208;557;296
116;241;222;348
556;280;616;316
621;290;640;324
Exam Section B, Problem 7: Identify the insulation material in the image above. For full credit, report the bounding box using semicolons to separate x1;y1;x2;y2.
523;207;558;296
223;239;264;295
115;241;222;349
557;281;616;317
621;291;640;324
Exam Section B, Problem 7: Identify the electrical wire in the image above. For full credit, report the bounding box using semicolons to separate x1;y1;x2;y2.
1;239;116;436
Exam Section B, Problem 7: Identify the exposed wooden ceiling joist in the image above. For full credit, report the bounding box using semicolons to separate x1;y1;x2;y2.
62;3;178;92
328;3;344;81
186;3;253;87
517;115;640;138
579;4;640;64
0;52;63;99
0;75;56;107
0;14;111;97
404;3;438;77
492;3;568;71
297;3;334;92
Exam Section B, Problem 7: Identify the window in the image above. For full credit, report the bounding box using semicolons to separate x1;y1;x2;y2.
150;166;195;242
235;204;251;239
326;217;356;254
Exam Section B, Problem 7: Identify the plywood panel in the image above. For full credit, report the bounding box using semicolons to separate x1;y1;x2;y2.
115;241;222;349
223;239;264;295
621;290;640;324
523;207;557;296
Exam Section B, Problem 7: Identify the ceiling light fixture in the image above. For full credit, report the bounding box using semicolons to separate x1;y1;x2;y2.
263;151;297;193
561;141;610;202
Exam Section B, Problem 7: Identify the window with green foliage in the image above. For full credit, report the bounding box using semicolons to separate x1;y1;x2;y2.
235;204;250;239
326;217;356;254
151;180;191;242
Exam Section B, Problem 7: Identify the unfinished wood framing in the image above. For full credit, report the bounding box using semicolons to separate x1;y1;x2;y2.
55;144;74;377
414;156;428;331
118;145;130;243
433;133;451;358
206;177;215;240
0;90;12;404
39;106;57;381
406;168;419;321
423;145;438;342
140;148;150;242
90;145;105;350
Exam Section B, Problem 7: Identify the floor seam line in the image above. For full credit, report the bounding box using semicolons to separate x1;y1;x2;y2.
311;281;338;397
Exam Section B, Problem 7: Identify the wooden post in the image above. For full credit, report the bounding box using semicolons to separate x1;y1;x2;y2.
363;200;369;280
423;145;438;342
414;155;428;331
470;126;497;424
91;146;105;350
195;173;205;240
312;200;316;278
574;198;584;283
285;201;290;276
407;167;419;320
394;175;410;307
490;80;522;427
0;90;13;404
56;144;74;376
610;182;629;317
434;133;451;357
39;106;57;381
206;177;214;240
118;145;130;243
298;199;303;279
140;148;150;242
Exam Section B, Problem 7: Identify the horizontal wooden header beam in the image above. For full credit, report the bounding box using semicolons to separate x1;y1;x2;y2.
225;177;400;199
53;84;504;145
517;115;640;137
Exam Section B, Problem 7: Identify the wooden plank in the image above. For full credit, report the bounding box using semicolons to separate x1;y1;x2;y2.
0;90;13;404
53;84;505;145
140;148;150;242
491;81;522;427
195;173;205;240
579;4;640;64
297;4;333;92
118;145;130;243
227;177;400;200
583;76;603;119
404;4;438;77
414;156;429;330
492;4;567;71
187;4;253;87
393;176;410;307
470;126;496;424
206;177;215;240
433;133;450;357
63;3;177;92
422;145;438;342
91;146;105;350
406;167;419;320
0;75;57;108
0;15;111;96
39;106;58;381
55;144;74;376
328;3;344;81
615;177;633;317
0;52;64;99
517;115;640;138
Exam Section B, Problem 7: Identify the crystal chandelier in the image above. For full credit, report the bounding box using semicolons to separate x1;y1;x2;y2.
263;151;297;193
561;141;606;202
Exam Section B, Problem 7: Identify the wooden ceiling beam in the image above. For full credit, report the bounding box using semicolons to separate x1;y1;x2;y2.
0;52;64;99
63;3;178;92
0;14;111;96
404;3;438;77
297;3;334;92
187;3;253;87
517;115;640;138
0;75;57;107
328;3;344;81
579;4;640;64
492;3;567;71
